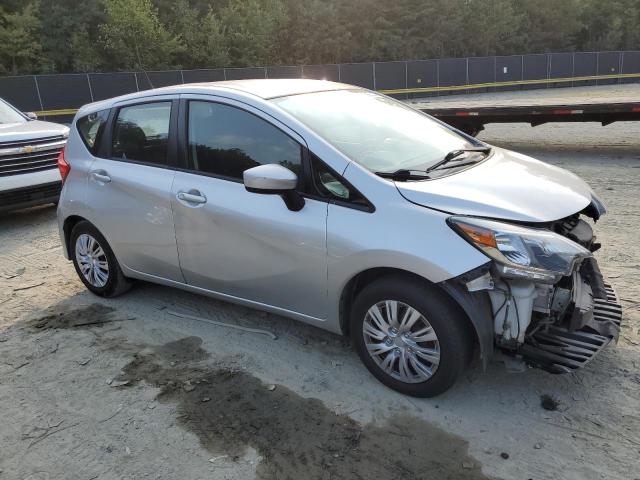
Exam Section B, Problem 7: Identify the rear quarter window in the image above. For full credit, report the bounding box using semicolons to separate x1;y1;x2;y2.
77;109;109;155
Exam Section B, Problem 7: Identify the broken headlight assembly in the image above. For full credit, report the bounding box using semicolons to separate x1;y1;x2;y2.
448;216;591;283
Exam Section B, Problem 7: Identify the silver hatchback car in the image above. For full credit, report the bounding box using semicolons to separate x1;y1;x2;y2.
57;79;622;397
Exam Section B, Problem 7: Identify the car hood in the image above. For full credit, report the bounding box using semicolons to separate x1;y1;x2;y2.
395;147;595;223
0;120;69;143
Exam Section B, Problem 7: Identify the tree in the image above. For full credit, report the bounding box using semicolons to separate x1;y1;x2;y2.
217;0;286;67
578;0;640;51
38;0;105;73
0;2;43;75
512;0;583;54
460;0;524;57
70;29;102;73
1;0;639;75
99;0;183;71
161;0;229;69
275;0;352;64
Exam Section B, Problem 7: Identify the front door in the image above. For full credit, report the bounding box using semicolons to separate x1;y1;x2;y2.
171;98;328;319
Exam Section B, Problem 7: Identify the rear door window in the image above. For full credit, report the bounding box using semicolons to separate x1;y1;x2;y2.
112;102;171;166
77;109;109;154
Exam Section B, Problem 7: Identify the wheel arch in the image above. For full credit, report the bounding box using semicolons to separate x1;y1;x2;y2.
339;267;494;368
62;215;87;257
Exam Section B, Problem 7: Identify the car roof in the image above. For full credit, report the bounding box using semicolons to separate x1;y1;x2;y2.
186;78;358;99
76;79;360;116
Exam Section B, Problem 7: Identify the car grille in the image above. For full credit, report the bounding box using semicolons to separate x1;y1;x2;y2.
0;135;66;177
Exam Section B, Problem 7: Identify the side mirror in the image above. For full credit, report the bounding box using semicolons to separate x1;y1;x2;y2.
243;164;305;211
24;112;38;120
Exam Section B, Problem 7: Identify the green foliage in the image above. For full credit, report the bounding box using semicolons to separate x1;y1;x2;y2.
159;0;228;69
1;0;639;75
0;2;43;75
99;0;183;70
218;0;287;67
38;0;105;73
578;0;640;50
70;29;103;73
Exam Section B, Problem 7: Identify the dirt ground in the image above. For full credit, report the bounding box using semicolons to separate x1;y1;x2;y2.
1;119;639;480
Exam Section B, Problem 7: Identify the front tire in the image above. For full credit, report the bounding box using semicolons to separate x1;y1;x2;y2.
70;221;131;297
351;275;473;397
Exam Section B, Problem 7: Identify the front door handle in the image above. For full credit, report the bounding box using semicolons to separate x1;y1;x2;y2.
177;191;207;204
90;170;111;183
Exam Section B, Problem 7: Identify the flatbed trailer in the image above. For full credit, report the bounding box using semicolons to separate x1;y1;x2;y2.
405;84;640;136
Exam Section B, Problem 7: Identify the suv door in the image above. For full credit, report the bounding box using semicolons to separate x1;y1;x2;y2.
171;97;328;319
85;98;183;282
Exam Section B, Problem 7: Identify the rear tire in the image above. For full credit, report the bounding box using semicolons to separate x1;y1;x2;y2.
70;220;131;298
350;275;473;397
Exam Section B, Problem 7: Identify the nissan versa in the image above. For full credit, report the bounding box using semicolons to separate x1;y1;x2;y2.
56;79;622;397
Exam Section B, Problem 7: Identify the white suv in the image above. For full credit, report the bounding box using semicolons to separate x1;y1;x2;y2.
0;97;69;213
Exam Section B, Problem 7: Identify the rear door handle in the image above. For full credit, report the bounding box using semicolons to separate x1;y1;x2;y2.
90;170;111;183
177;191;207;204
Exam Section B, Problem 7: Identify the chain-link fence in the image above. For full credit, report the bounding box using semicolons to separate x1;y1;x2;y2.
1;51;639;122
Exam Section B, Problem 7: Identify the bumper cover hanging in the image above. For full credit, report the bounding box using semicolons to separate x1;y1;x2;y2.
519;282;622;374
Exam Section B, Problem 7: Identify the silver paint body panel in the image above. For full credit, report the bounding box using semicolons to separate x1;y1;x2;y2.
396;147;595;222
172;169;329;320
58;79;597;334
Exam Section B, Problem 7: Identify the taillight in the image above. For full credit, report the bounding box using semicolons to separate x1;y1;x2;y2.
57;147;70;184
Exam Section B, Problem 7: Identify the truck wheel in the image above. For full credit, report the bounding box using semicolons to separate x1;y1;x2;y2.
350;276;473;397
70;220;131;297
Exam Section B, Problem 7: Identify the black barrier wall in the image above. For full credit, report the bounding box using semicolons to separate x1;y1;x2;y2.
1;51;639;120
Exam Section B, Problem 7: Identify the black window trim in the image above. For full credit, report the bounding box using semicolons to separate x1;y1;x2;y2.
76;108;110;156
99;98;179;171
301;152;375;213
177;98;306;190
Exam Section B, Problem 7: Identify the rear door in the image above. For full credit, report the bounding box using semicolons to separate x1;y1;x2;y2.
171;96;328;319
85;97;183;282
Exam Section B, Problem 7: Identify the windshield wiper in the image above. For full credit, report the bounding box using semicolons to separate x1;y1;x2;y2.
375;169;431;181
426;146;491;173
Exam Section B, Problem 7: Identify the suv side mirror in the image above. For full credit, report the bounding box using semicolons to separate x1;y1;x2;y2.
243;164;305;211
24;112;38;120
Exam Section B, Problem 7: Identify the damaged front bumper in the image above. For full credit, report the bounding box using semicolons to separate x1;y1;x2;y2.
520;275;622;373
451;256;623;375
445;201;623;375
487;255;624;374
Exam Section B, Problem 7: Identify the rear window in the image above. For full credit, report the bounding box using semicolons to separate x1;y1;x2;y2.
77;109;109;155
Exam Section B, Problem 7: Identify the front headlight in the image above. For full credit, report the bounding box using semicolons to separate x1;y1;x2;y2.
448;216;591;283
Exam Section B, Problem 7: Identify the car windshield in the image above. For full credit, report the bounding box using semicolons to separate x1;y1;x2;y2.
0;99;27;125
272;89;473;173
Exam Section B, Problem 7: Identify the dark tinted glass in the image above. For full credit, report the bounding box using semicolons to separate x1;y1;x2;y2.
77;109;109;154
112;102;171;165
188;101;301;180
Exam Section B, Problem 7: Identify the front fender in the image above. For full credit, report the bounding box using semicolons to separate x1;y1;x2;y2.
438;273;494;369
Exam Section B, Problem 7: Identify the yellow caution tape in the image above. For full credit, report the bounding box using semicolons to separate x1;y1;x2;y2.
379;72;640;95
33;108;79;116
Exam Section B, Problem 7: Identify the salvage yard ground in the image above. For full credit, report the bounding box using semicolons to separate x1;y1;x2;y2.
1;120;639;480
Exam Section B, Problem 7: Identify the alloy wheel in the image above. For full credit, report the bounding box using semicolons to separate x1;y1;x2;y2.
75;233;109;288
362;300;441;383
